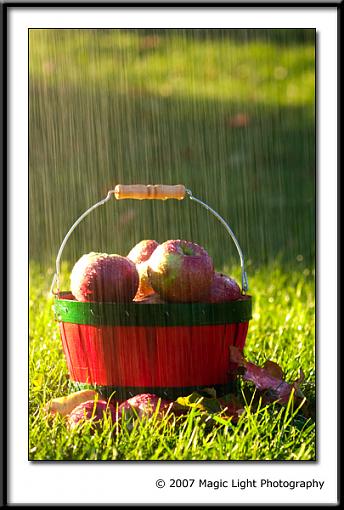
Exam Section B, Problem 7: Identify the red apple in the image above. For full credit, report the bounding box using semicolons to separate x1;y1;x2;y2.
127;239;159;264
127;240;159;299
117;393;173;421
147;240;214;302
208;272;242;303
67;399;116;430
71;252;139;302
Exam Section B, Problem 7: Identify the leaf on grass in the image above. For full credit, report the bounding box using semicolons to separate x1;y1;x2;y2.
229;346;306;406
217;393;246;424
200;387;217;399
263;360;284;380
32;374;44;389
175;392;222;414
225;113;251;128
174;392;244;424
43;389;99;417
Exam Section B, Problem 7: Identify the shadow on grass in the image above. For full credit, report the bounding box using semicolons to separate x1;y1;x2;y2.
109;28;315;46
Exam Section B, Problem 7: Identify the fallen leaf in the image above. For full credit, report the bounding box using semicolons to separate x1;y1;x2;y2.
263;360;284;380
199;387;217;399
229;346;306;406
44;389;99;417
225;113;251;128
175;392;244;424
176;392;222;414
217;393;245;423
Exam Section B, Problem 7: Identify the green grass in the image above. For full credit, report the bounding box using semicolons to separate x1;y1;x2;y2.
29;262;315;461
29;29;314;106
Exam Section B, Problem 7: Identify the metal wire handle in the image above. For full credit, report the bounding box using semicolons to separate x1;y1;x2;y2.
50;190;114;296
186;189;248;293
50;187;248;296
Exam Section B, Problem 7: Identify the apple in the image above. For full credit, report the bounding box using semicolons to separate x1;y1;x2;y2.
127;239;159;264
117;393;173;421
67;399;116;430
127;240;159;299
133;292;165;304
71;252;139;303
207;272;242;303
147;240;214;302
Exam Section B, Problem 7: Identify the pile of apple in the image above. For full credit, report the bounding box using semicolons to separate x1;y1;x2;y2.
70;239;245;304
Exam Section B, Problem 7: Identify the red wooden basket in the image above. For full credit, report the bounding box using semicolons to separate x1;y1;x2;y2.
52;185;252;400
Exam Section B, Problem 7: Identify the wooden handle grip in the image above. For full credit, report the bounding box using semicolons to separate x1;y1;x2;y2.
114;184;186;200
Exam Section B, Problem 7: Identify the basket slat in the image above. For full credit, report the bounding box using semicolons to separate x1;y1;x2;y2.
58;321;250;387
56;294;252;395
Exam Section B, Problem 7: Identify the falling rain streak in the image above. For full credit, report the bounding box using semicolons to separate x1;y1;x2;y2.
29;29;315;275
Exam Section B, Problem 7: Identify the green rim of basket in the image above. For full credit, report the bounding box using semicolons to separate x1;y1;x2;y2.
54;292;252;327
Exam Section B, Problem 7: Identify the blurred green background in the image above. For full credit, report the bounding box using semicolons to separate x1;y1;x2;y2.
29;29;315;275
